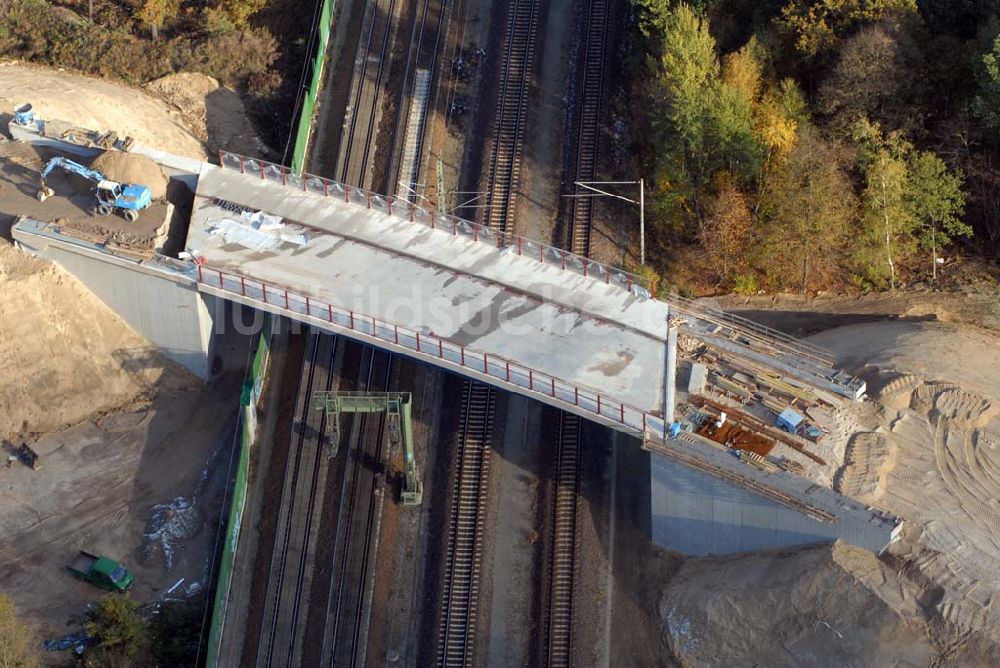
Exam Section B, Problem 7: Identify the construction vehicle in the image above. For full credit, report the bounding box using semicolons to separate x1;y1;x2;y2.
67;551;134;592
313;391;423;504
37;156;151;222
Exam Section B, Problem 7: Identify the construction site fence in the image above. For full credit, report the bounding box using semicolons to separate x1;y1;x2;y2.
216;151;836;366
205;314;273;667
291;0;336;172
196;263;665;439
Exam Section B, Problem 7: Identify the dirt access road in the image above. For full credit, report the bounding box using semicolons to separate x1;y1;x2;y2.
0;371;242;639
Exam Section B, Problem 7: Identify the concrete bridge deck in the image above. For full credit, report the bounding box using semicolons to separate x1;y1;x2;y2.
184;153;864;437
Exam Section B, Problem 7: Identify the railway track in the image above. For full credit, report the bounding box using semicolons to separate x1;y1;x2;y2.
482;0;540;236
436;381;496;666
257;331;338;667
566;0;608;256
337;0;402;188
544;0;610;663
545;414;581;667
320;346;394;666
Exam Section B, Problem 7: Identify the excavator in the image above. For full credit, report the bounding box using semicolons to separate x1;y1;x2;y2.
37;156;152;222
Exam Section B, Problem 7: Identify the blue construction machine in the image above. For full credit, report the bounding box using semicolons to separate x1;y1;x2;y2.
37;156;152;222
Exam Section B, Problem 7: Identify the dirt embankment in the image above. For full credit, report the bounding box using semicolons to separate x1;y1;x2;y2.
0;245;170;440
660;541;994;666
0;61;207;159
146;72;270;158
711;287;1000;336
809;321;1000;649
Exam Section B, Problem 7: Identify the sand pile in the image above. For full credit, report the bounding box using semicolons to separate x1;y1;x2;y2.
91;151;168;199
0;244;169;440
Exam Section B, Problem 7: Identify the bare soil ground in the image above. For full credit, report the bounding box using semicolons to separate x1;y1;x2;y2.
662;543;939;666
713;287;1000;336
811;321;1000;648
0;370;241;640
0;233;246;652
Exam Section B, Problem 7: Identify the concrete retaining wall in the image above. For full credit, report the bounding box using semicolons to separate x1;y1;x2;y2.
12;222;216;379
650;453;891;555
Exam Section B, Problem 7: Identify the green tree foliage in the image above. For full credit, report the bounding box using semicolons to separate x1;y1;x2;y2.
85;594;148;667
973;31;1000;132
627;0;985;288
0;594;36;668
907;151;970;279
757;124;855;292
853;120;915;289
648;3;762;235
851;121;971;286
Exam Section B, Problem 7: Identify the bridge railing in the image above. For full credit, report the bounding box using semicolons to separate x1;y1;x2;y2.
196;262;660;437
215;150;839;370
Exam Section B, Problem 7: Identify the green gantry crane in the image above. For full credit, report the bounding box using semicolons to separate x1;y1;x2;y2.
313;391;423;505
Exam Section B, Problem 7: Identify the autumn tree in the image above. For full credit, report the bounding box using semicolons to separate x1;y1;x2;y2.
213;0;268;29
649;4;762;236
817;23;925;134
778;0;918;58
757;124;856;292
701;174;753;279
131;0;179;39
0;594;36;668
85;594;148;667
